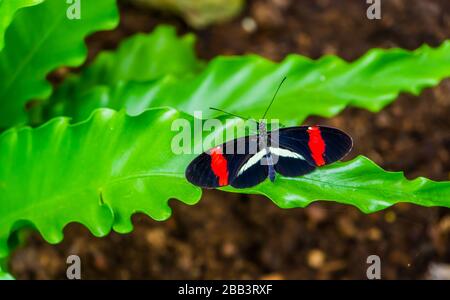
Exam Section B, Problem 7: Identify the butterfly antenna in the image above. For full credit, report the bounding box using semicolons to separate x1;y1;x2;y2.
262;76;287;119
209;107;250;120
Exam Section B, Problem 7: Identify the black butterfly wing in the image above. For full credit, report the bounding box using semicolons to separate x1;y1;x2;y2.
185;152;225;188
185;135;267;189
270;149;316;177
229;148;269;189
269;125;352;177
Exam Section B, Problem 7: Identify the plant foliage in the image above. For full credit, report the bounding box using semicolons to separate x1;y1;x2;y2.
0;266;13;280
0;0;119;128
0;108;449;259
0;0;43;51
47;25;203;118
48;29;450;125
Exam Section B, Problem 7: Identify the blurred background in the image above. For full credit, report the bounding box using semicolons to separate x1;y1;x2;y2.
10;0;450;279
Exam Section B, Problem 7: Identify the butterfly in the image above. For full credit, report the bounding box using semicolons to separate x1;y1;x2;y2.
185;78;353;189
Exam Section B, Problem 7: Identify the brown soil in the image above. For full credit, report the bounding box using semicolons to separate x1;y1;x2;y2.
9;0;450;279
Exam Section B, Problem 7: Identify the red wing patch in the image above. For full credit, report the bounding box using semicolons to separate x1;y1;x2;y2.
209;146;229;186
307;126;326;166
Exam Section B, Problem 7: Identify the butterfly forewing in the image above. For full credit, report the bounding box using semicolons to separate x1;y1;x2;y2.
185;135;261;189
316;126;353;163
272;125;352;167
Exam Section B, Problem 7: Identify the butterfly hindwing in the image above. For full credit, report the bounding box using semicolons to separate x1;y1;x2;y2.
269;147;316;177
229;147;269;189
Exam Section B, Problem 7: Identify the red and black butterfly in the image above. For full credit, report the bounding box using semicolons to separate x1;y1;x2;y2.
185;78;353;189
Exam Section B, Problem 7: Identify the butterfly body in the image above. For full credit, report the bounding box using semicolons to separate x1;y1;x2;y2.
255;121;276;182
185;123;353;189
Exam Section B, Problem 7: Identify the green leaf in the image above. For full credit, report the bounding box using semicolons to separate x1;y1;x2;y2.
223;156;450;213
0;107;449;258
73;25;201;87
0;268;14;280
0;0;43;51
55;40;450;124
0;0;119;128
47;25;203;117
0;108;201;258
0;259;13;280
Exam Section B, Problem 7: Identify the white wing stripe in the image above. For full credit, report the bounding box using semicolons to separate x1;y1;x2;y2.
269;147;306;160
237;147;306;176
237;149;267;176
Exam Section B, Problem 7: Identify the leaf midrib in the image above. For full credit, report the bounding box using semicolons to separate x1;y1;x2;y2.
280;175;420;201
